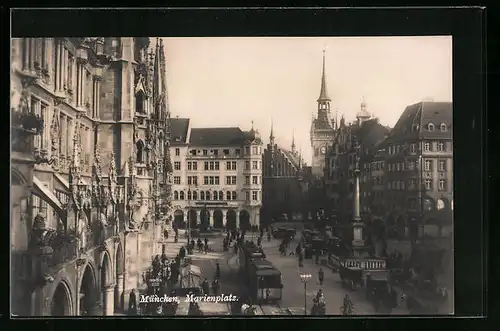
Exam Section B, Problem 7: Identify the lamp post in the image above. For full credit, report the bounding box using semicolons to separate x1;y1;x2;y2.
299;273;312;315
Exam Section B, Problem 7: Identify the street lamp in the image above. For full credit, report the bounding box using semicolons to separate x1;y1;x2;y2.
299;273;312;315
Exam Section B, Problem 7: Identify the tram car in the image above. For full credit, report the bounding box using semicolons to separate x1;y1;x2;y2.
248;259;283;303
238;241;266;273
238;241;282;303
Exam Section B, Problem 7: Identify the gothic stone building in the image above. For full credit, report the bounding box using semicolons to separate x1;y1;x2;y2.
169;118;264;231
262;124;307;224
324;101;389;240
11;37;173;316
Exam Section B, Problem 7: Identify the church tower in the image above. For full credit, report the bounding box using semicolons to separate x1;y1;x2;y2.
310;50;336;178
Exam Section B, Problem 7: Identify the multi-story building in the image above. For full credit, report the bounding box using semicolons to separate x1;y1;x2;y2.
11;37;172;316
310;51;336;178
382;101;453;240
169;119;264;231
261;124;306;224
324;101;389;238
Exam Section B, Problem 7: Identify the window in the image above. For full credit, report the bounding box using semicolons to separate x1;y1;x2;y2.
440;123;447;132
401;181;405;190
190;149;197;156
174;161;181;170
245;146;250;155
245;161;250;170
203;149;208;156
203;176;209;185
215;161;220;170
396;145;400;154
226;161;231;170
232;191;237;200
136;140;145;163
209;162;215;170
213;149;219;156
424;179;433;190
231;161;237;170
219;191;224;200
252;191;258;201
252;146;258;154
231;176;236;185
204;162;209;170
409;180;416;189
424;160;432;172
223;149;230;156
188;162;192;170
193;191;198;200
215;176;220;185
175;148;180;156
245;176;250;185
174;191;179;200
408;161;415;170
226;191;232;200
409;143;416;154
437;142;445;152
205;191;211;200
187;176;197;186
252;176;259;185
245;191;250;201
424;142;431;152
179;191;185;200
438;179;446;191
396;163;400;171
226;176;232;185
428;123;435;131
187;190;192;200
200;191;205;200
252;161;258;170
213;192;218;200
439;160;446;172
209;176;215;185
174;176;181;185
235;149;241;156
192;162;198;170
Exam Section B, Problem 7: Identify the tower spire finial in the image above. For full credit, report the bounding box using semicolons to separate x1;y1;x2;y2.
291;129;296;152
318;48;330;102
270;119;275;141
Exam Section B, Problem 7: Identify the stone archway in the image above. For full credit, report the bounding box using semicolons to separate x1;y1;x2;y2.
188;210;197;229
213;209;223;229
239;210;250;231
174;210;185;229
115;242;124;313
50;280;73;316
226;209;237;230
100;252;113;316
200;209;210;231
79;263;98;316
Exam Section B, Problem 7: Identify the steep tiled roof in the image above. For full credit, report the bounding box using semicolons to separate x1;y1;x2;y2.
170;118;190;145
281;148;302;170
355;118;390;150
314;111;334;130
387;102;452;142
189;127;245;146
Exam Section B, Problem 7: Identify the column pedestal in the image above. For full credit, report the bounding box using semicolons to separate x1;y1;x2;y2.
115;274;124;311
103;285;115;316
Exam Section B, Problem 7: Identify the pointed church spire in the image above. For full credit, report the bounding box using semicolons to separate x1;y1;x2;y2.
153;38;162;108
291;130;296;153
318;48;330;102
269;119;275;144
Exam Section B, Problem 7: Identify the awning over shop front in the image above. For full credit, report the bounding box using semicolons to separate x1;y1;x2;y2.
32;176;64;215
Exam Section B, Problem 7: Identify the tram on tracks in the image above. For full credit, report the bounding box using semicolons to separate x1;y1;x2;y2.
237;241;283;303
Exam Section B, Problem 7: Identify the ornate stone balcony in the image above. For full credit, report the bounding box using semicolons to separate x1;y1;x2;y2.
12;108;44;135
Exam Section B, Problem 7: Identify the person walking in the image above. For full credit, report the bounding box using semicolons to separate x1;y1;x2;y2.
128;289;138;315
215;261;221;279
318;267;324;286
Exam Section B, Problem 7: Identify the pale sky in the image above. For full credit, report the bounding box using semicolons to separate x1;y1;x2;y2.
162;36;452;164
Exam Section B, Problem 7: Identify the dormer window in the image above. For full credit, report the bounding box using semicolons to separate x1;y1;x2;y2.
136;140;145;163
136;91;145;114
428;123;435;131
440;123;447;132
